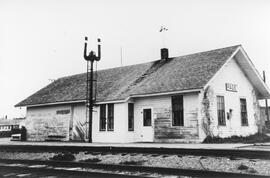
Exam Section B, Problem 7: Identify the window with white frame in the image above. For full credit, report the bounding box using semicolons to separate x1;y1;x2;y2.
217;95;226;126
240;98;248;126
99;104;114;131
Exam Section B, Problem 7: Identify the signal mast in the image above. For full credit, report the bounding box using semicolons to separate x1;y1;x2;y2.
83;37;101;143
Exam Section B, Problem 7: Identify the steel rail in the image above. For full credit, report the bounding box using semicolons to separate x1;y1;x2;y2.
0;159;268;178
0;164;140;178
0;145;269;159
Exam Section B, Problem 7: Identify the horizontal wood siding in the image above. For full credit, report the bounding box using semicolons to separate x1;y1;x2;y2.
154;108;199;142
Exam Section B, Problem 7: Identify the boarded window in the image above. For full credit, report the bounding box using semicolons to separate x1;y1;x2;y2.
240;98;248;126
100;104;106;131
172;95;184;126
128;103;134;131
217;96;226;126
107;104;114;131
143;109;152;126
56;110;70;115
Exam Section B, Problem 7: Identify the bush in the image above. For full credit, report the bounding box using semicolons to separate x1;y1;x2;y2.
238;164;249;170
50;153;75;161
203;133;270;143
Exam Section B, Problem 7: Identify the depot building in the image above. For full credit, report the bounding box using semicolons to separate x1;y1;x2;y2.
16;45;270;143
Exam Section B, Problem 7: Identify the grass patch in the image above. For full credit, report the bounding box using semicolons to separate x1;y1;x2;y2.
50;152;75;161
203;133;270;143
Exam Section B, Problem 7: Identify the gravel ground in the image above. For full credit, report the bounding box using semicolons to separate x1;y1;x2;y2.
0;151;55;160
0;151;269;176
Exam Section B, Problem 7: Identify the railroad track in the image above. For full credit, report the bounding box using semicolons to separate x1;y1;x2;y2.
0;159;268;178
0;145;269;159
0;162;139;178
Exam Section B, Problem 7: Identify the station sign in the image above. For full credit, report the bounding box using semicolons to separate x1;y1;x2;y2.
225;83;237;92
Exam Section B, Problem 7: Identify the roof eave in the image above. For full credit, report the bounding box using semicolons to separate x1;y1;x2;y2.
237;47;270;99
17;88;203;107
204;45;270;99
15;100;86;108
204;46;241;89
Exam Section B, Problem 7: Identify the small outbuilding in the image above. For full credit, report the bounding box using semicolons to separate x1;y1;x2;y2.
15;45;270;143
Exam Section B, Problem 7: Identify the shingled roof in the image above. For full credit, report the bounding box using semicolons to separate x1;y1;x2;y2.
15;45;240;107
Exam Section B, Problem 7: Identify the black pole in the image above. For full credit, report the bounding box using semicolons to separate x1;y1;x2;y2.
88;60;94;143
84;37;101;143
263;71;269;124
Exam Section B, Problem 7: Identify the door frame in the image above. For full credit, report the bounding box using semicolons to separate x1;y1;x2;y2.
141;107;154;142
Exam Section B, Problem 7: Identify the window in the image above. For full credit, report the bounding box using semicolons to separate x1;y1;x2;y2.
217;96;226;126
128;103;134;131
172;95;184;126
240;98;248;126
100;104;106;131
143;109;152;126
107;104;114;131
100;104;114;131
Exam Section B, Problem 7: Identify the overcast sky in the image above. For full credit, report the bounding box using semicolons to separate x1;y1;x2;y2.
1;0;270;118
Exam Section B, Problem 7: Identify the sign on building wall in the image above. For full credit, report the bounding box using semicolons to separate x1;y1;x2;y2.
225;83;237;92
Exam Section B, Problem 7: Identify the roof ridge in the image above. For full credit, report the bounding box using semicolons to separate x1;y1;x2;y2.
172;44;241;59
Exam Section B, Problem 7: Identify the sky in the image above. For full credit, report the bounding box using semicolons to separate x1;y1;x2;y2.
1;0;270;119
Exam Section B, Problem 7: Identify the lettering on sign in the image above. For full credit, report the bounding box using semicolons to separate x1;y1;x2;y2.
56;110;70;115
225;83;237;92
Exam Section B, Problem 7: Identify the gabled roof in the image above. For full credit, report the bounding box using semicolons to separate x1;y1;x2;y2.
16;45;256;107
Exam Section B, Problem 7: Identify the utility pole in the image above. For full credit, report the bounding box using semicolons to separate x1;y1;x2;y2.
263;71;269;125
84;37;101;143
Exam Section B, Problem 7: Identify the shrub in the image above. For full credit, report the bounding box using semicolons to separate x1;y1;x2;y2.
50;153;75;161
203;133;270;143
238;164;249;170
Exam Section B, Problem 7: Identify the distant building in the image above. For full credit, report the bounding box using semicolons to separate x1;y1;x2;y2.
15;45;270;143
0;118;24;132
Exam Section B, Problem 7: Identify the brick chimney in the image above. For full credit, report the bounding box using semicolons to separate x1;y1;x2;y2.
161;48;169;60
